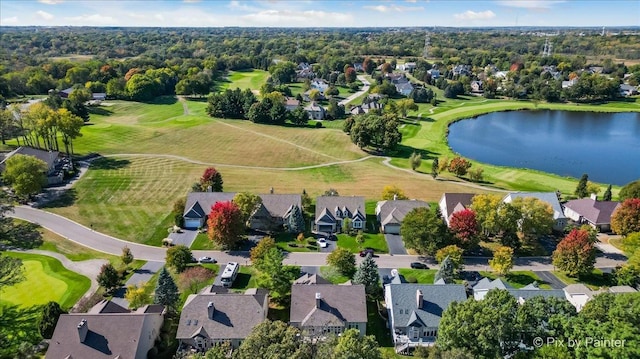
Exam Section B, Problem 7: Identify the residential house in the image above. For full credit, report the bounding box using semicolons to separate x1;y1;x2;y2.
60;87;106;101
619;84;639;96
395;82;414;97
182;192;301;231
562;78;579;88
303;90;326;102
294;273;331;285
427;69;440;79
176;289;269;351
470;80;483;93
0;146;68;185
564;284;637;312
563;197;620;232
452;64;472;77
387;73;408;84
284;97;301;111
297;62;311;71
315;196;366;233
46;301;165;359
304;102;327;120
353;63;364;72
290;282;367;337
503;192;568;231
349;100;383;116
472;278;512;300
385;283;467;352
438;193;476;226
375;199;430;234
397;62;416;72
310;78;329;93
494;71;509;79
541;65;563;80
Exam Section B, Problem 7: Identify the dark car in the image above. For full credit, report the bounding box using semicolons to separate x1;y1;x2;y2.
359;248;375;257
410;262;428;269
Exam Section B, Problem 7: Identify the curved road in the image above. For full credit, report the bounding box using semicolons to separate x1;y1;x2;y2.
10;206;627;271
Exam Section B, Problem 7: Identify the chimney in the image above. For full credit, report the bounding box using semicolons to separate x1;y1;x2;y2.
207;301;215;319
270;187;274;194
77;319;88;343
416;290;423;309
590;193;597;201
315;292;322;308
206;185;212;193
393;194;397;201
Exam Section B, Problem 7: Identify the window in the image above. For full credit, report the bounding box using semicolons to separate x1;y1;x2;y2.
353;220;363;229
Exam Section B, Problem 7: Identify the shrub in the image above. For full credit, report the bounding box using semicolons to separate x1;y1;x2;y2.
406;276;417;283
315;121;323;128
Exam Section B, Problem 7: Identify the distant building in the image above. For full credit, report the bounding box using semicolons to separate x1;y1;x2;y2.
438;193;476;226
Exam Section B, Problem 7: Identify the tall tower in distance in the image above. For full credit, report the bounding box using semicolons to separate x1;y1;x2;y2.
542;38;553;57
423;32;430;58
602;26;606;36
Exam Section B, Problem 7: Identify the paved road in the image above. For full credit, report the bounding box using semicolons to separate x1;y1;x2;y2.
9;206;629;271
384;233;408;255
533;271;566;289
338;75;370;106
168;229;198;247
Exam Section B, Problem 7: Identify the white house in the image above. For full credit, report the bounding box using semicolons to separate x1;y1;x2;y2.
502;192;567;231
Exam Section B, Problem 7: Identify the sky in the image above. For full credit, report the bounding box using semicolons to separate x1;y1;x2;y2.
0;0;638;28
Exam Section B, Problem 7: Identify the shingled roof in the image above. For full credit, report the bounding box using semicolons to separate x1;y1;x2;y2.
290;284;367;326
563;198;620;225
387;284;467;328
376;200;430;226
184;192;301;219
315;196;365;223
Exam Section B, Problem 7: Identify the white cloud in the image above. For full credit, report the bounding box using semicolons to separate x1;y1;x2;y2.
454;10;496;20
65;14;117;25
1;16;19;25
364;5;424;12
183;0;201;3
36;10;54;20
38;0;63;4
242;10;354;26
228;0;261;12
495;1;564;9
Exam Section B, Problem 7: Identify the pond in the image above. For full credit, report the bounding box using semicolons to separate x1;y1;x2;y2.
447;110;640;185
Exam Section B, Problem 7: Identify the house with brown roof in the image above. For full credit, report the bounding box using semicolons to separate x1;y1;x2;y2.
315;196;366;233
304;102;327;120
563;197;620;232
290;282;367;338
284;97;301;111
375;199;430;234
438;193;476;226
176;289;269;352
46;301;165;359
0;146;68;185
183;192;301;232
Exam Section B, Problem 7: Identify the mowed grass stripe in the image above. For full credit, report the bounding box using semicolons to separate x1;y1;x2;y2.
1;252;90;309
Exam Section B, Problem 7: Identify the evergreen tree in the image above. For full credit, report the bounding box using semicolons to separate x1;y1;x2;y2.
121;246;133;268
301;189;312;214
575;173;589;198
97;263;120;293
603;184;612;201
434;256;455;283
353;253;381;299
431;158;439;179
409;151;422;171
287;205;305;233
38;301;66;339
154;267;179;309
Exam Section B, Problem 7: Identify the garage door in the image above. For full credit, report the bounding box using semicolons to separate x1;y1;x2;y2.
384;224;400;234
184;218;202;229
318;225;333;233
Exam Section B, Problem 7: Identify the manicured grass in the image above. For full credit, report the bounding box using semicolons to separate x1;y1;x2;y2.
190;232;222;250
219;69;269;92
275;232;317;253
552;269;611;290
479;271;553;289
231;265;259;291
397;269;438;284
319;266;351;284
367;300;392;347
336;233;388;253
37;225;121;264
0;252;90;309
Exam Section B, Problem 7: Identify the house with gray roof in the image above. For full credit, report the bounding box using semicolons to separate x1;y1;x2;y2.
472;278;513;300
183;192;301;232
563;284;637;311
290;283;367;338
0;146;67;185
315;196;366;233
474;279;566;303
563;197;620;232
46;301;165;359
375;199;430;234
503;192;567;231
395;82;414;97
294;273;331;285
438;193;476;226
176;289;269;352
304;102;327;120
385;283;467;353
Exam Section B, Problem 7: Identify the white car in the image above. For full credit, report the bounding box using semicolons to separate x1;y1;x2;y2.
317;238;328;248
199;256;217;263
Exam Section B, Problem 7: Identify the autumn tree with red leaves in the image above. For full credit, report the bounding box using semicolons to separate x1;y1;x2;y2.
448;156;472;177
363;57;375;75
345;67;357;83
552;229;596;277
611;198;640;236
199;167;223;192
449;208;480;249
208;201;244;249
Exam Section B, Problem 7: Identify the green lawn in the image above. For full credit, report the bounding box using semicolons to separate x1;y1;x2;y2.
552;269;611;290
0;252;91;309
190;232;222;250
479;271;552;289
36;225;122;264
336;233;388;253
319;266;351;284
219;69;269;92
231;265;259;291
397;268;438;284
275;232;318;253
367;300;392;347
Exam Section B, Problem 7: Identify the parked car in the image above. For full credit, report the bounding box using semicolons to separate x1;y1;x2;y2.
199;256;217;264
410;262;428;269
359;248;375;257
317;238;328;248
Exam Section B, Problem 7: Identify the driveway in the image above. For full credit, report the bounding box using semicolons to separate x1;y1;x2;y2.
111;261;165;308
168;229;198;247
384;233;407;255
338;75;370;106
533;271;566;289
